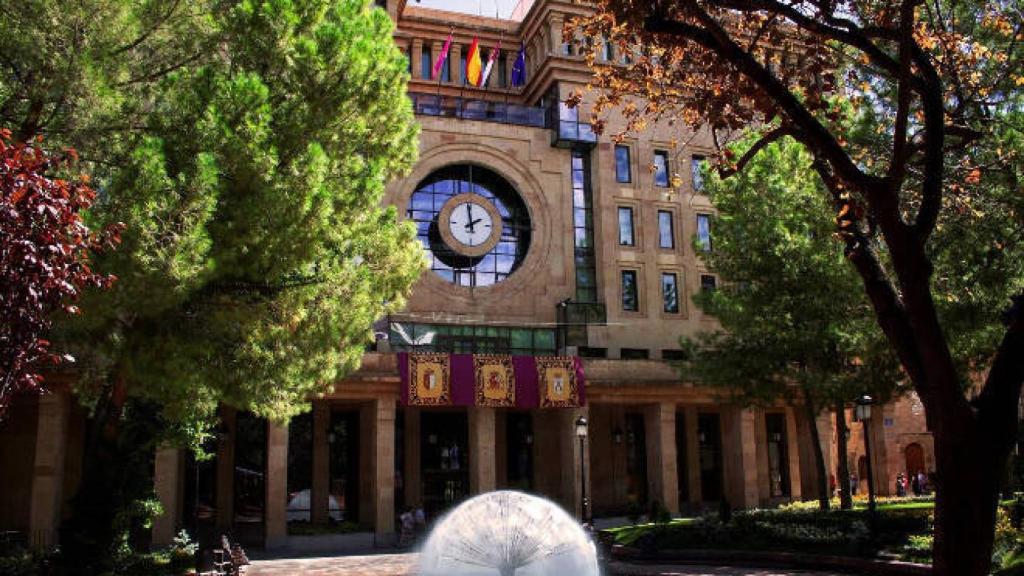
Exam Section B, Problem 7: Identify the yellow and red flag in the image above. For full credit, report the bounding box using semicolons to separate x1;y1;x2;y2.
465;37;482;86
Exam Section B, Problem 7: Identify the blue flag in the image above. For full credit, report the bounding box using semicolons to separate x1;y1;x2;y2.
510;43;526;87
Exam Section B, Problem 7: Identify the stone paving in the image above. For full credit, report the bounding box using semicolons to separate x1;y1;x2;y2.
245;553;845;576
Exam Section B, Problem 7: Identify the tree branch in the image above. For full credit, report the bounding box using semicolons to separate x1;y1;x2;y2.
645;8;877;192
717;125;790;178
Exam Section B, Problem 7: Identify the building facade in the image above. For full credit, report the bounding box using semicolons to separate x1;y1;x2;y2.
0;0;934;551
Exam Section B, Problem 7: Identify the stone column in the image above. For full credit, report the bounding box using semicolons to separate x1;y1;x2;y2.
868;408;891;496
215;407;236;530
683;407;702;505
403;407;421;507
754;410;770;503
265;421;289;549
644;403;679;516
723;407;759;509
152;447;183;545
431;41;443;81
411;39;424;79
547;15;565;54
469;407;497;494
311;401;329;524
28;391;69;547
371;399;396;545
558;407;589;520
785;407;803;500
450;43;462;85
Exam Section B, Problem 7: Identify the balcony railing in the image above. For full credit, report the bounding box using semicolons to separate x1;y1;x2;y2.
410;93;547;128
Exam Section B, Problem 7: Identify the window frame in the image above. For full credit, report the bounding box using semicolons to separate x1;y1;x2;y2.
657;209;676;250
620;269;640;312
661;271;681;314
614;144;632;184
617;206;636;247
696;212;713;252
700;274;717;293
653;150;670;188
691;154;706;193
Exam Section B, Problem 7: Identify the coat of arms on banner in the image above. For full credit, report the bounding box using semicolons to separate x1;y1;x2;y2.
473;355;515;407
537;356;577;408
409;353;451;405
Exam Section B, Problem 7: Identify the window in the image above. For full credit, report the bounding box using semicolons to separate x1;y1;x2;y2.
696;213;712;251
572;151;598;302
662;272;679;313
621;270;639;311
601;36;614;61
408;164;531;287
460;49;467;84
497;58;507;87
662;349;687;361
701;274;717;292
421;47;433;79
653;150;670;187
691;155;706;192
618;207;635;246
621;348;649;359
579;347;608;358
658;210;675;249
441;53;450;82
615;145;632;183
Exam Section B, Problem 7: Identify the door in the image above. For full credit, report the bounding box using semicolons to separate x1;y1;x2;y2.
698;413;724;502
420;411;469;519
905;443;925;475
329;410;360;523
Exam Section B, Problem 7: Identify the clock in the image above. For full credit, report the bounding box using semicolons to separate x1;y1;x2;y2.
437;193;503;257
408;164;531;288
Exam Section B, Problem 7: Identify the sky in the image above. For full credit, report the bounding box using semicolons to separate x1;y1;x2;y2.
411;0;521;19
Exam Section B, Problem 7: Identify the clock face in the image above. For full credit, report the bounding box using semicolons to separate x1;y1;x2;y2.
447;200;494;248
408;165;531;288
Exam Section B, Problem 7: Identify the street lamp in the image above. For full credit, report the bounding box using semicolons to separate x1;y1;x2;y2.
575;416;590;528
855;395;877;535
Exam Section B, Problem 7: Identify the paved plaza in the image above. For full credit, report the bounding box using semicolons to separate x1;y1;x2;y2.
245;553;846;576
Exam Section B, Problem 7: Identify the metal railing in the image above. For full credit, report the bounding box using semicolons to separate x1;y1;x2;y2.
409;93;547;128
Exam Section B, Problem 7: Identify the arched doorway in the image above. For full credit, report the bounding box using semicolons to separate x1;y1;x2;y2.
905;443;925;475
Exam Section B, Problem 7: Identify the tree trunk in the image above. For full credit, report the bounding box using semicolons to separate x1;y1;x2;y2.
800;385;829;510
60;381;163;575
835;402;852;510
931;420;1003;575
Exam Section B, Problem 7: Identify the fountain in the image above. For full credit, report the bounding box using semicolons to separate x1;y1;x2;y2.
417;490;600;576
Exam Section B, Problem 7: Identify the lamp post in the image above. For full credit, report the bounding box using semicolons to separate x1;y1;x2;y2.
855;395;877;536
575;415;590;528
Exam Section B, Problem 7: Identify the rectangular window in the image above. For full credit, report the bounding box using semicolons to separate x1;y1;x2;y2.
441;54;450;82
662;349;687;361
460;50;467;84
662;272;679;313
421;48;433;79
653;150;670;187
602;36;614;61
691;155;706;192
658;210;675;249
498;58;507;87
701;274;717;293
579;347;608;358
621;348;649;359
618;207;635;246
621;270;639;311
696;213;712;252
615;145;632;183
572;151;598;302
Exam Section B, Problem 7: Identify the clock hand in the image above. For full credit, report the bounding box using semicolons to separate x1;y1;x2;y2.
464;218;483;228
465;203;474;232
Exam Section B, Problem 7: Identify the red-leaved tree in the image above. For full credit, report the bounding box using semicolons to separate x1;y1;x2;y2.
0;129;121;416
